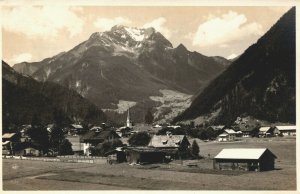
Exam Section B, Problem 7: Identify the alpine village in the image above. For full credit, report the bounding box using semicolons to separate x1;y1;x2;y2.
2;7;296;190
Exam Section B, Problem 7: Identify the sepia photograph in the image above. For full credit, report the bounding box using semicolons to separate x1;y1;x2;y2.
1;0;298;191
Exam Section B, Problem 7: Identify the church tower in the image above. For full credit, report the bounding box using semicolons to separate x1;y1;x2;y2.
126;108;132;128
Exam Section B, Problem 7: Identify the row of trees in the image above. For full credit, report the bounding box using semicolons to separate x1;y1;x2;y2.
26;111;73;156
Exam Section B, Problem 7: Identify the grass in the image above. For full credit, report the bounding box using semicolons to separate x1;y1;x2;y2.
3;136;296;190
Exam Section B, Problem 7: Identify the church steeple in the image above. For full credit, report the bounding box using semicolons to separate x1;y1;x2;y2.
126;108;132;128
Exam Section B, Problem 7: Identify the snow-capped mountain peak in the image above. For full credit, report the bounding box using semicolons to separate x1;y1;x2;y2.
110;25;156;42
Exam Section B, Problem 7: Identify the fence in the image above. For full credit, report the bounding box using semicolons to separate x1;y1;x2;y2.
3;155;107;164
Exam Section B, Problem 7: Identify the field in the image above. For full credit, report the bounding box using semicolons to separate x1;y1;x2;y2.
3;137;296;190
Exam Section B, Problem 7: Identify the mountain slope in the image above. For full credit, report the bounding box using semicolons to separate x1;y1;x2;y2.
12;25;228;123
174;7;296;124
2;61;107;127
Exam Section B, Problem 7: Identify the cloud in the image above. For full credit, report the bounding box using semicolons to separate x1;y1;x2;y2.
143;17;171;38
227;53;238;60
191;11;263;47
12;53;32;63
94;17;132;31
2;6;84;39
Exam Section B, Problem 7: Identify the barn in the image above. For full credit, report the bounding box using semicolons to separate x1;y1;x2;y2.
276;126;296;136
125;147;166;164
213;148;277;171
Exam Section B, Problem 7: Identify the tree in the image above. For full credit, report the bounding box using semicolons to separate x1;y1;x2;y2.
128;132;151;146
27;127;50;153
28;114;49;153
144;109;154;124
59;139;73;155
190;140;200;158
49;126;64;153
31;113;41;128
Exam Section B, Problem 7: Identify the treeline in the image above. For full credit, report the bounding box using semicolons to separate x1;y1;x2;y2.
2;60;107;129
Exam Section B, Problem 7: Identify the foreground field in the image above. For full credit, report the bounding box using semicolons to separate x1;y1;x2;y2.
3;137;296;190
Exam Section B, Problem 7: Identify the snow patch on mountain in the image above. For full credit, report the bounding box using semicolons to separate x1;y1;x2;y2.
124;27;145;41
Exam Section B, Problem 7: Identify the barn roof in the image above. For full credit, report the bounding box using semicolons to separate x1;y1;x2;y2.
148;135;188;148
276;126;296;131
2;133;17;139
71;124;83;129
224;129;237;134
259;127;271;132
2;141;10;145
125;146;165;153
214;148;277;160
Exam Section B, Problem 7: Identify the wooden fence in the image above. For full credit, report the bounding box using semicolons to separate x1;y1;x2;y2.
3;155;107;164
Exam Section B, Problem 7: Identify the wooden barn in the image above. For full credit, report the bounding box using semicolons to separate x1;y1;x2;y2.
259;127;280;137
125;147;166;164
213;148;277;171
276;126;296;136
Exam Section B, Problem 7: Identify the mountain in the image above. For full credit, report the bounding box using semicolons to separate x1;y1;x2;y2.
12;25;228;123
2;61;107;128
174;7;296;125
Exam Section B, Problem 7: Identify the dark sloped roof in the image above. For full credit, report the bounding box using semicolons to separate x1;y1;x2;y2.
125;146;165;153
81;130;120;142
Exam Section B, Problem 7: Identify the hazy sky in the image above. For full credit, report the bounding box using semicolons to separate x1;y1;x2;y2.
2;6;291;66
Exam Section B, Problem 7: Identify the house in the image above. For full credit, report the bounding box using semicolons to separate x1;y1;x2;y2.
2;141;12;155
14;142;41;157
90;126;103;132
218;134;229;142
68;124;84;135
125;147;166;164
276;126;296;136
234;125;254;137
19;125;31;136
46;124;55;133
80;130;120;156
259;126;280;137
207;125;226;132
116;127;132;137
148;134;190;159
3;133;20;142
65;135;84;155
259;127;271;137
213;148;277;171
218;129;236;142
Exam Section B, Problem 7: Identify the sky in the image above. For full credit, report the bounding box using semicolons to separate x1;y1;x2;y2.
1;6;291;66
